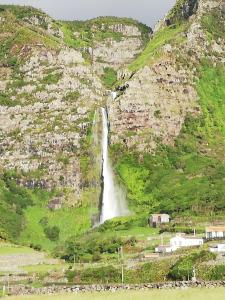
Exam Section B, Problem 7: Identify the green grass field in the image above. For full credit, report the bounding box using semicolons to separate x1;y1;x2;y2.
0;244;35;255
5;288;225;300
21;264;66;274
19;203;91;251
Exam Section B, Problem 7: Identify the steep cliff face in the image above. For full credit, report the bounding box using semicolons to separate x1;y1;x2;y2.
0;7;150;206
0;5;152;243
92;22;151;74
108;0;224;151
108;0;225;216
62;17;151;75
109;61;198;151
0;8;105;209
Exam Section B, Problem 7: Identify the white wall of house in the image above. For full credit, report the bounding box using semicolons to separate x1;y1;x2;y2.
155;234;204;253
170;235;203;250
210;244;225;253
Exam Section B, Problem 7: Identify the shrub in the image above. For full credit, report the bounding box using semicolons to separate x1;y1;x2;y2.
64;91;80;102
168;250;215;281
80;266;121;284
209;265;225;280
30;243;42;251
101;67;117;88
57;154;70;166
0;93;20;106
44;226;60;241
41;72;62;85
39;217;48;227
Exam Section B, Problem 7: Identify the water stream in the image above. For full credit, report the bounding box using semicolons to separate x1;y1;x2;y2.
100;107;129;224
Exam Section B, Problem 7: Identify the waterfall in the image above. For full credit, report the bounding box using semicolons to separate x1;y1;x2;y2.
100;107;129;224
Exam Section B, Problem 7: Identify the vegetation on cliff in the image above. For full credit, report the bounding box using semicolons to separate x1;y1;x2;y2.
62;16;151;49
112;62;225;219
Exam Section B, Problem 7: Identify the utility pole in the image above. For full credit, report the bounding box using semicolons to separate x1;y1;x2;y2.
2;285;6;297
7;274;10;294
121;246;124;284
161;233;164;246
192;267;197;282
73;245;76;269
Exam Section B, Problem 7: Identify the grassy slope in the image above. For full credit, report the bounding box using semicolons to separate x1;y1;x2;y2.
129;23;187;71
19;205;91;251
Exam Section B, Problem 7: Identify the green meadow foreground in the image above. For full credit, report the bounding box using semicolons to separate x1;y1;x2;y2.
5;289;225;300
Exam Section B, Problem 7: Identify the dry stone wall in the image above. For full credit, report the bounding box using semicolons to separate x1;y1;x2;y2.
8;281;225;296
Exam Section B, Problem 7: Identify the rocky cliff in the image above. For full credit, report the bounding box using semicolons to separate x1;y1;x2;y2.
0;7;150;206
0;5;151;243
0;0;224;246
107;0;225;216
108;0;225;151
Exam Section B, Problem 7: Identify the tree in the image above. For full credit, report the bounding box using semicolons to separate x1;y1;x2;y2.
44;226;60;241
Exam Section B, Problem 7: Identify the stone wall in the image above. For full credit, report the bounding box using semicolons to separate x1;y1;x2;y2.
8;281;225;296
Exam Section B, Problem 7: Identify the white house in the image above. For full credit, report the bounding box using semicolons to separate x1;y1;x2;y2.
206;226;225;239
170;233;204;250
155;233;204;253
210;244;225;253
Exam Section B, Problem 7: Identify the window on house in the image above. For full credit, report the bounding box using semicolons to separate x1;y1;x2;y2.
207;232;212;239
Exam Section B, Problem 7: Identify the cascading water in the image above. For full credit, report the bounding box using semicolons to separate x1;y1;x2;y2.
100;107;129;224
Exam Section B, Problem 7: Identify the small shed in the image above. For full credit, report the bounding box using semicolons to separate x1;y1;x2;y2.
155;245;173;254
210;244;225;253
206;226;225;239
149;214;170;228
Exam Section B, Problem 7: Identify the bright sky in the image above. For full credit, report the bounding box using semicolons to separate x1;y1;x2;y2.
0;0;176;27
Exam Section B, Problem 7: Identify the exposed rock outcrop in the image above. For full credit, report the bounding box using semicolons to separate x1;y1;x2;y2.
108;0;224;152
108;61;198;151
